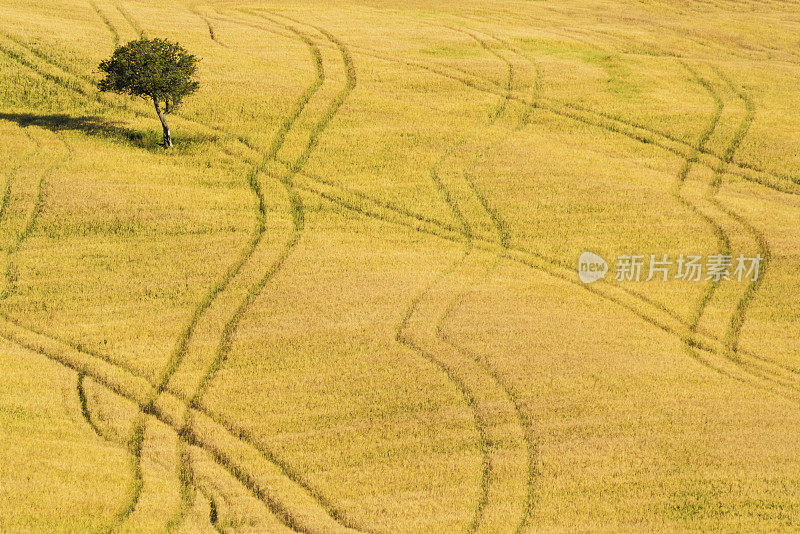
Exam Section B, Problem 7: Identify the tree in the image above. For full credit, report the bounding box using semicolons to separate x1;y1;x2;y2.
98;38;199;148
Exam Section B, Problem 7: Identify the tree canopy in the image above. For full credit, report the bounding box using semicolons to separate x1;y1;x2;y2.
98;38;199;147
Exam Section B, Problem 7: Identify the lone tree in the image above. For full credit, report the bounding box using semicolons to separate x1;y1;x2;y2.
98;38;199;148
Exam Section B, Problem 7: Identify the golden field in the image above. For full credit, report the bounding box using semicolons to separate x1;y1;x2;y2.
0;0;799;532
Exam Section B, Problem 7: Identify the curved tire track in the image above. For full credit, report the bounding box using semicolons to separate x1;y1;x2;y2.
243;26;797;374
0;23;327;534
479;31;800;388
432;26;540;533
112;0;145;39
172;11;365;533
6;9;800;532
389;22;532;531
675;61;731;336
164;439;193;533
323;35;800;196
0;20;787;367
77;371;113;440
0;29;359;534
105;416;146;534
650;61;800;400
0;129;66;302
705;68;772;359
291;39;800;407
88;1;120;47
151;13;326;404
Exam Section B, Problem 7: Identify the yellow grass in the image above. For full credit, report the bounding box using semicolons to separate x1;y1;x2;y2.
0;0;799;532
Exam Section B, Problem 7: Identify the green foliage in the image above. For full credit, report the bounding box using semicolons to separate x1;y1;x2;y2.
98;38;199;113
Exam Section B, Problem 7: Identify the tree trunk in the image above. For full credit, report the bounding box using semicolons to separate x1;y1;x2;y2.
152;95;172;148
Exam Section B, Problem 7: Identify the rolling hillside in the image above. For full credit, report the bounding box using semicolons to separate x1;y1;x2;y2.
1;0;799;532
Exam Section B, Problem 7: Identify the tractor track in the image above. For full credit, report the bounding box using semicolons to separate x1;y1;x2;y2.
7;8;797;198
210;7;800;198
453;8;800;187
168;10;363;533
88;1;120;47
164;438;193;532
718;202;771;357
284;151;794;381
1;33;345;534
175;12;366;532
106;415;146;534
484;31;800;393
250;19;770;363
0;42;792;534
0;125;299;534
438;25;797;404
431;26;541;533
676;61;732;338
682;64;774;371
393;143;491;532
111;0;145;39
0;307;354;534
197;485;224;533
0;124;146;534
314;35;800;196
192;8;226;47
6;7;800;532
77;371;114;440
503;33;800;397
704;67;772;359
188;10;352;406
98;6;366;531
197;5;800;319
2;11;359;533
490;28;800;380
2;20;150;532
5;22;794;389
77;372;156;534
0;128;38;241
389;21;534;531
388;22;496;529
151;13;325;407
672;61;784;397
392;38;789;195
0;131;66;302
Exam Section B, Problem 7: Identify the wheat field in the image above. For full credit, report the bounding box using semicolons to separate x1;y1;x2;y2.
0;0;799;532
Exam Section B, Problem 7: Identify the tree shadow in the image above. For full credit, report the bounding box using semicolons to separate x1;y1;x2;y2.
0;112;217;152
